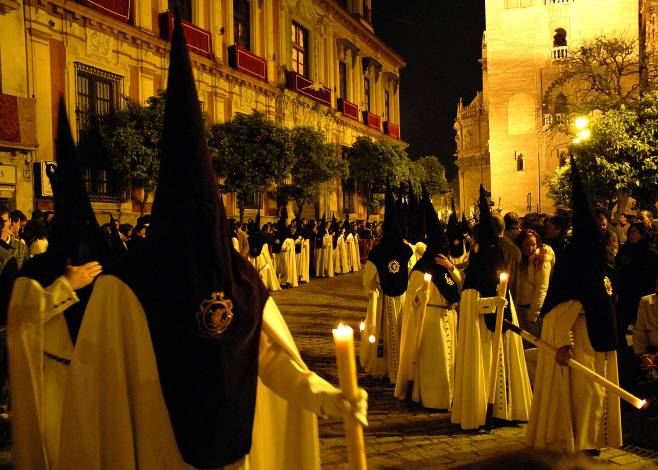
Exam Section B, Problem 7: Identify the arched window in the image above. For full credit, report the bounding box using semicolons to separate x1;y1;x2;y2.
553;28;567;47
554;93;568;114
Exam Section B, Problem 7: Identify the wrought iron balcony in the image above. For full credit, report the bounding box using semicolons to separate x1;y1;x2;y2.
285;71;331;107
338;98;359;121
159;12;212;56
228;45;267;82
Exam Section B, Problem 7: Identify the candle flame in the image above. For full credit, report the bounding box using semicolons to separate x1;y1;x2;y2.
368;335;376;343
636;398;648;409
423;273;432;282
500;272;509;282
359;321;365;332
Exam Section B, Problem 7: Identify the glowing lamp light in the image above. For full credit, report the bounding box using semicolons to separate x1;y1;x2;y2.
575;116;589;130
359;321;365;332
572;137;582;145
368;335;376;344
499;273;509;282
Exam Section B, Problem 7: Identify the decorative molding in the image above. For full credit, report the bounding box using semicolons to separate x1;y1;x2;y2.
86;29;113;61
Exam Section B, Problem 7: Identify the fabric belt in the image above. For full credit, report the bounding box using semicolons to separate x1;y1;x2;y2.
44;351;71;365
427;303;456;310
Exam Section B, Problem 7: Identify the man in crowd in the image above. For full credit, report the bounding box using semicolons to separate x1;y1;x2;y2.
504;212;521;243
8;210;27;269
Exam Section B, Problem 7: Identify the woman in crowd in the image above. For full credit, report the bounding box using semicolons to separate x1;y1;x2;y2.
516;229;553;337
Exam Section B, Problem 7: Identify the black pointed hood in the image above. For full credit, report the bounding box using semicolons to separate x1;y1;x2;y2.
407;183;426;244
107;213;128;262
20;99;111;344
447;198;464;258
541;157;617;352
117;9;268;467
413;185;460;304
367;183;412;296
248;210;265;258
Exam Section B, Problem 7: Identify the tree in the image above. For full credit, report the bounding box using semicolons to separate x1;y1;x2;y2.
101;93;165;217
417;155;450;195
278;126;348;217
347;137;409;218
209;111;293;222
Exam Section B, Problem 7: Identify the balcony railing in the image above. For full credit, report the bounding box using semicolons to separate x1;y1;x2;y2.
542;112;567;128
285;71;331;107
552;46;568;61
228;44;267;82
363;111;380;131
383;121;400;139
79;0;131;21
546;0;569;4
338;98;359;121
159;12;212;56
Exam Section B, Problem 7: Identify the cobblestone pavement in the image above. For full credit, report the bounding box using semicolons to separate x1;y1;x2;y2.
272;271;658;469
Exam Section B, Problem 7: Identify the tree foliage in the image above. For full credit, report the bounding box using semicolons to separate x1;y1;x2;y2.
209;111;293;222
101;93;165;216
417;155;450;195
276;126;348;216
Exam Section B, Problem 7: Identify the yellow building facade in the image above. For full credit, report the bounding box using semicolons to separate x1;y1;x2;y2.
456;0;641;216
0;0;404;223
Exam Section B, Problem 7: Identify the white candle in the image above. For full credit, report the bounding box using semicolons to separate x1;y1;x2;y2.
332;323;367;470
423;273;432;284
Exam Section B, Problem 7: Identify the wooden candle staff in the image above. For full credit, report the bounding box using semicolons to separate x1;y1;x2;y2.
333;324;367;470
485;273;508;428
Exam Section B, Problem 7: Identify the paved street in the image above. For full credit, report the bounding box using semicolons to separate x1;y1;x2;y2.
272;271;658;469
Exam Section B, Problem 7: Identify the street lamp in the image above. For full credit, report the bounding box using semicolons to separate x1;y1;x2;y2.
573;116;591;145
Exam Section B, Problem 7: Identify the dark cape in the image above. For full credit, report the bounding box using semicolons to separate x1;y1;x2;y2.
111;10;269;468
20;99;112;344
447;199;464;259
412;185;460;304
368;185;412;297
541;158;618;352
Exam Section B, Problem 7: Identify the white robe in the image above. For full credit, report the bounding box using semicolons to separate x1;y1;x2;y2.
8;276;79;470
315;234;334;278
360;260;409;383
248;244;281;292
526;300;622;452
273;238;298;287
338;234;350;274
451;289;533;430
297;238;310;283
346;234;360;272
56;276;324;470
395;270;460;409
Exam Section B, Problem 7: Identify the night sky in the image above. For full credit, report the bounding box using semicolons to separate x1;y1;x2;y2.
372;1;486;180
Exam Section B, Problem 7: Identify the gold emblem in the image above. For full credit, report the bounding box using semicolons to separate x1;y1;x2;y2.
444;273;454;286
196;292;234;337
603;276;613;296
388;260;400;274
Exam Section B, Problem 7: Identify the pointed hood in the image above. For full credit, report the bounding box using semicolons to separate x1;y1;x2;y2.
367;182;413;296
461;213;472;237
413;184;460;304
396;185;409;241
247;210;265;258
407;183;425;244
541;157;617;352
20;98;111;343
118;9;268;467
447;198;464;258
107;213;128;262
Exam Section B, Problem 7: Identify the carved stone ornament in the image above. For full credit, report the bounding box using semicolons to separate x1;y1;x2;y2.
196;292;235;337
283;0;318;23
87;30;112;61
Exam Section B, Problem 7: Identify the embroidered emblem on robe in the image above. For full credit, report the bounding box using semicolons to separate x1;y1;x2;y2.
388;260;400;274
197;292;234;336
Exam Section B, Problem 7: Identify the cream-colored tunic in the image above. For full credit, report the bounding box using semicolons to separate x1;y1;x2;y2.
8;276;79;470
315;234;334;278
346;233;361;272
248;244;281;292
526;300;622;452
273;238;298;287
55;276;323;470
395;269;460;409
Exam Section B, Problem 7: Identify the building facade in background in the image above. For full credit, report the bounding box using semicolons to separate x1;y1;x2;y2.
456;0;644;217
0;0;404;223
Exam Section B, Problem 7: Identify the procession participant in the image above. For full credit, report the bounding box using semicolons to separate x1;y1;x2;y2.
8;101;107;470
447;199;469;270
345;214;360;272
338;217;351;274
56;15;367;469
272;209;297;288
315;214;334;278
406;185;427;266
451;185;532;430
247;211;280;292
297;218;310;283
396;186;461;409
527;158;622;453
360;185;413;383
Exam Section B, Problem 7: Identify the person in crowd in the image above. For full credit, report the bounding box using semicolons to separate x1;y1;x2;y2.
615;222;658;346
360;185;413;383
396;186;461;409
315;215;334;278
633;275;658;377
638;207;658;247
406;187;427;269
615;213;630;245
7;101;108;469
596;208;619;266
451;185;532;431
447;200;469;270
504;212;521;243
118;223;133;248
27;219;49;259
55;17;367;469
272;209;297;288
491;213;522;304
345;216;361;272
527;157;621;454
544;215;569;262
6;210;27;270
0;208;18;322
515;229;553;338
246;211;280;291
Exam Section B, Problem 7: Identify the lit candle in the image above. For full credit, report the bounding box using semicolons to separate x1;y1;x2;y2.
359;321;365;334
485;272;510;428
498;272;508;297
368;335;376;344
332;323;367;470
423;273;432;284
